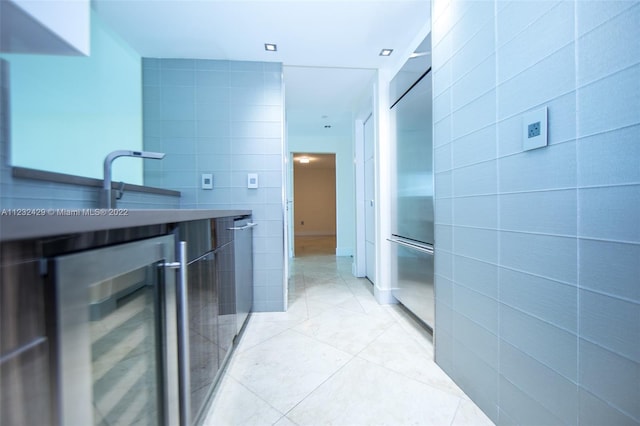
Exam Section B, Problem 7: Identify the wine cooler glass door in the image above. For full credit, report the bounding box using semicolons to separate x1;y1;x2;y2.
54;234;179;426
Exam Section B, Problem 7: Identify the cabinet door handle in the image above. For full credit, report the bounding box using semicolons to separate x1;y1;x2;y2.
228;222;258;231
159;261;181;269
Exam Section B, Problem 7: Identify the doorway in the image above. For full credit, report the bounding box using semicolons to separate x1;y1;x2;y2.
292;153;337;256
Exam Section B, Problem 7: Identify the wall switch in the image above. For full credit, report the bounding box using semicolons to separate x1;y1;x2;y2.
522;106;548;151
247;173;258;189
201;173;213;189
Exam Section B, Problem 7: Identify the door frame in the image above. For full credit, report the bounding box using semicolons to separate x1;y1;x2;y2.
354;117;366;277
354;112;374;278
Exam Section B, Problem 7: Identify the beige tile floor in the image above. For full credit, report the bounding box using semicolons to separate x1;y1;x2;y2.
204;254;494;426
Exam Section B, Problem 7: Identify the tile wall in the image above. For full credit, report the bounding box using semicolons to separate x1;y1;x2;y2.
432;1;639;424
142;58;285;312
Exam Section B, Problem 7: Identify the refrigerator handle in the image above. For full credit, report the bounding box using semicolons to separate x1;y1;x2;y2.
387;237;434;254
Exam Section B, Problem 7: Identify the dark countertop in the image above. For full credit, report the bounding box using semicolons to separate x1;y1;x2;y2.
0;209;251;242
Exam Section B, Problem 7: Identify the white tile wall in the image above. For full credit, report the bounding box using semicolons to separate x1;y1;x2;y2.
433;1;640;424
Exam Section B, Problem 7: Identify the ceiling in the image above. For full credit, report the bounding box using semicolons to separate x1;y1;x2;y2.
93;0;431;137
284;66;376;135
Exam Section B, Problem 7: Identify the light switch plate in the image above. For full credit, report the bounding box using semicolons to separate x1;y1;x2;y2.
522;106;548;151
247;173;258;189
201;173;213;190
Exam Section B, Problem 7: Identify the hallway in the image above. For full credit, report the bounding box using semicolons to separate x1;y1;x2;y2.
204;254;493;425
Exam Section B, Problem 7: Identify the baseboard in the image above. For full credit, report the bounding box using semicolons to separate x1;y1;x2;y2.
335;247;353;257
374;286;398;305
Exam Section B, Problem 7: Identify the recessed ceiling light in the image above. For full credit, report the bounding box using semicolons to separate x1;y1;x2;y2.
265;43;277;52
379;49;393;57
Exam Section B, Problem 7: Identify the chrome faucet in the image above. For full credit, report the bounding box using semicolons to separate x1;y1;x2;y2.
99;150;165;208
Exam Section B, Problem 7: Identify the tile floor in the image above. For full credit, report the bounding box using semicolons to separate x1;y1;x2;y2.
204;254;494;425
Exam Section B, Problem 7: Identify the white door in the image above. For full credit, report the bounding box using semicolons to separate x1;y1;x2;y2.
364;114;376;284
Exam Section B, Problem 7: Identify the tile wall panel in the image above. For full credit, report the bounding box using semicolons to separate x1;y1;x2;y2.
451;124;496;169
498;268;577;332
453;255;498;299
452;159;497;197
578;239;640;302
432;1;640;424
577;64;640;137
452;195;498;229
143;58;285;311
497;44;575;121
500;305;577;381
578;387;639;426
577;124;640;187
498;141;577;193
500;231;577;285
453;226;498;264
451;338;499;420
496;1;573;84
576;4;640;86
495;1;560;48
499;190;577;236
578;185;640;243
579;290;640;363
498;376;565;426
579;338;640;421
452;310;499;368
453;284;499;334
500;341;578;424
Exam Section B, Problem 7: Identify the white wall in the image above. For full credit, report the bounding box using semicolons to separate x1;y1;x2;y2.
432;0;640;424
1;12;143;184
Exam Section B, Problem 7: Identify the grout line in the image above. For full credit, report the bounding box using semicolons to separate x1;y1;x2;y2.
574;2;582;422
280;355;358;420
449;398;464;426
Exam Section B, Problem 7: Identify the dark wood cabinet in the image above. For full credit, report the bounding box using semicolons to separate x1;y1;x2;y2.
186;250;219;420
0;240;53;426
180;217;237;425
0;212;251;426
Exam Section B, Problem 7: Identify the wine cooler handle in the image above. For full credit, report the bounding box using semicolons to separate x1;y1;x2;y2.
175;241;191;426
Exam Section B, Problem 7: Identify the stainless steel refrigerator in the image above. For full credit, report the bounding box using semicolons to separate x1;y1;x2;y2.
389;34;435;330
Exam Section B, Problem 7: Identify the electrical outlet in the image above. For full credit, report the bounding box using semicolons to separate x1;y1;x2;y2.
522;107;548;151
528;121;541;138
201;173;213;189
247;173;258;189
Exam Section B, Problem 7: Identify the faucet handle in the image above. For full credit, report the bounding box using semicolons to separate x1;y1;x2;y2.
115;181;125;200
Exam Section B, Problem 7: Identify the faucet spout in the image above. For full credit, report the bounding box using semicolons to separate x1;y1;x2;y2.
100;150;166;208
